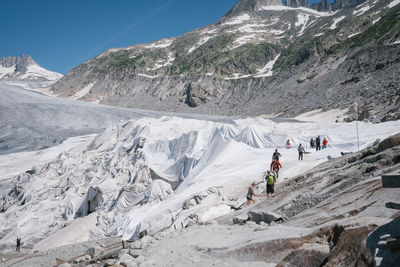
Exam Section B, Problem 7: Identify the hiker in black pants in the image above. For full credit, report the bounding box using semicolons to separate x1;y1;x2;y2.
298;144;305;161
16;238;21;252
316;136;321;151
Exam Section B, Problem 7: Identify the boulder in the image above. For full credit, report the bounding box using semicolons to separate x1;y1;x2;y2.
104;259;117;266
277;249;329;267
119;253;135;266
128;249;142;258
247;211;283;224
376;133;400;154
233;214;248;224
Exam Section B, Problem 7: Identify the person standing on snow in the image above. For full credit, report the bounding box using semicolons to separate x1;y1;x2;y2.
265;171;275;197
16;238;21;252
298;143;306;161
272;149;282;161
310;138;315;148
285;139;291;149
246;182;257;206
270;158;282;179
316;136;321;151
322;137;328;149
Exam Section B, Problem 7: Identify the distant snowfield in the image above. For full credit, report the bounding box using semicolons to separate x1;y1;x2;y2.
20;64;63;81
1;108;399;250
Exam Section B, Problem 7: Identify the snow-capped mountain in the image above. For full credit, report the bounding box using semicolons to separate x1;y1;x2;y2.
0;54;62;82
50;0;400;122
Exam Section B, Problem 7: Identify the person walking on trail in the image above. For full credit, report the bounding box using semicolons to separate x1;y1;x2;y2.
272;149;282;161
298;143;306;161
16;238;21;252
310;138;315;148
246;182;257;206
265;171;275;197
270;159;282;179
322;137;328;149
316;136;321;151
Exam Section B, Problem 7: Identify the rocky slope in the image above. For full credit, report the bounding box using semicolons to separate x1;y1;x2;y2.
0;54;62;82
51;0;400;121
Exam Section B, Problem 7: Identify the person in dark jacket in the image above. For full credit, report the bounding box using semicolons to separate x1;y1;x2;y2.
16;238;21;252
316;136;321;151
272;149;282;161
310;138;315;148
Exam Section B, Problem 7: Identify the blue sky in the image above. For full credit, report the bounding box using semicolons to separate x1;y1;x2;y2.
0;0;322;74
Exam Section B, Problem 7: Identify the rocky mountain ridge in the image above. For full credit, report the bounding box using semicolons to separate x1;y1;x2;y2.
0;54;62;82
51;0;400;122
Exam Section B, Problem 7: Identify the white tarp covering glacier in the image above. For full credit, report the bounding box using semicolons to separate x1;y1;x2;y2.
1;115;399;250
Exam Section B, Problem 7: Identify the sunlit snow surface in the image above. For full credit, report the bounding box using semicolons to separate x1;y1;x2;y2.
1;112;399;250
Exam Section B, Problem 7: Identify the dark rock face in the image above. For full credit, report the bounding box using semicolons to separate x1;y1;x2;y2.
224;0;282;17
331;0;366;10
0;54;36;73
321;226;376;266
310;0;331;12
277;249;329;267
286;0;309;8
367;217;400;267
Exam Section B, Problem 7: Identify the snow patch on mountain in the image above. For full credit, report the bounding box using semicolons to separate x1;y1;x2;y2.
348;32;362;38
296;13;310;36
188;36;215;53
353;5;371;16
386;0;400;8
223;13;251;25
147;52;175;70
70;82;95;100
230;34;259;50
330;15;346;30
254;54;280;77
144;38;174;49
258;5;335;17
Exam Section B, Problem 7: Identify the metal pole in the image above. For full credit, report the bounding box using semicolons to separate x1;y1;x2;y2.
356;119;360;151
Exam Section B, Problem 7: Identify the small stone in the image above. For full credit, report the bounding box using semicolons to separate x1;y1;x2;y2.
119;253;134;266
104;259;117;266
128;249;142;258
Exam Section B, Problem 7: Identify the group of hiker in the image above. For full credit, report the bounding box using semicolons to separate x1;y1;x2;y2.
246;149;282;205
310;136;328;151
246;136;329;205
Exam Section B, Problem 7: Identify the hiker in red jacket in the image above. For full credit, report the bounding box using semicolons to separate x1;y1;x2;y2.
322;137;328;149
270;159;282;179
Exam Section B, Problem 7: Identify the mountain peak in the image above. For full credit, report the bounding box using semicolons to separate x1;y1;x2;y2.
0;54;62;82
224;0;283;17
